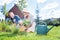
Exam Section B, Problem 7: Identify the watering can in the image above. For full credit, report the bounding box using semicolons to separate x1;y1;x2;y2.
35;22;54;35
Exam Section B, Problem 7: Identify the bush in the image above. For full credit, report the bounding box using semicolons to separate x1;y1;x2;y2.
0;21;12;32
1;21;6;31
0;21;26;34
12;28;19;34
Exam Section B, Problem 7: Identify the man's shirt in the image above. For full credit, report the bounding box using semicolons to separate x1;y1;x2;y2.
11;15;21;24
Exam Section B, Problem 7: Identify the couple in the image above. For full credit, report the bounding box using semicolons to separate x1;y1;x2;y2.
8;10;36;32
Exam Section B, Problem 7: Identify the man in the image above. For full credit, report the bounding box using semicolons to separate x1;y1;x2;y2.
9;12;26;31
9;12;23;25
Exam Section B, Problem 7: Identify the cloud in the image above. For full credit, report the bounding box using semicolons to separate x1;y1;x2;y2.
0;0;14;5
37;0;47;3
39;13;52;20
41;2;59;10
52;10;60;18
39;9;60;20
14;0;18;4
39;2;59;20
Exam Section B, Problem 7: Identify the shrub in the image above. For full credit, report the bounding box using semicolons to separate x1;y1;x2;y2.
12;28;19;34
1;21;6;31
0;21;11;32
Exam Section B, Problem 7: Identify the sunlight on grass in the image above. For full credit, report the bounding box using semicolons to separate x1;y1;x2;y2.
0;26;60;40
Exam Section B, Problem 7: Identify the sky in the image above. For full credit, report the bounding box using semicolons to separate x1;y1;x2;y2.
26;0;60;20
0;0;60;20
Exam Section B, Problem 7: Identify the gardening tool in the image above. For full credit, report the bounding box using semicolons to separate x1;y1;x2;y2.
35;21;54;35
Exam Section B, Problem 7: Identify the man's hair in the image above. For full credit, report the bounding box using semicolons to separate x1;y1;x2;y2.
8;12;13;14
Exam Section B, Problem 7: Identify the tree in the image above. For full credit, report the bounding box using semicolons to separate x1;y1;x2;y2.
1;3;9;21
3;4;7;15
17;0;27;10
44;19;52;25
1;4;7;15
52;19;60;24
44;18;60;25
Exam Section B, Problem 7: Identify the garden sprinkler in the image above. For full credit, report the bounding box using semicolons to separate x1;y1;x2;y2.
35;21;55;35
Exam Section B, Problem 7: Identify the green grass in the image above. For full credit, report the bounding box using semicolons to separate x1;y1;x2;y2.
0;26;60;40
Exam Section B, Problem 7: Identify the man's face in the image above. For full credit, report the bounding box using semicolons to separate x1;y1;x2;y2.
9;12;14;18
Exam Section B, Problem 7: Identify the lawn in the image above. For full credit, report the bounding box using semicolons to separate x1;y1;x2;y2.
0;26;60;40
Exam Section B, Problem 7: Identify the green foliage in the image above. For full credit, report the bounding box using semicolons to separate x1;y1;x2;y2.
12;28;19;34
1;3;7;15
52;19;60;24
3;3;7;15
5;12;9;17
0;21;12;32
1;21;7;31
6;20;13;25
57;18;60;22
5;25;11;32
23;20;30;26
1;3;9;17
44;18;60;25
17;0;27;10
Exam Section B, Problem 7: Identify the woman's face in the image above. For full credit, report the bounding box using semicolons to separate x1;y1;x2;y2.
9;12;14;18
23;12;29;17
